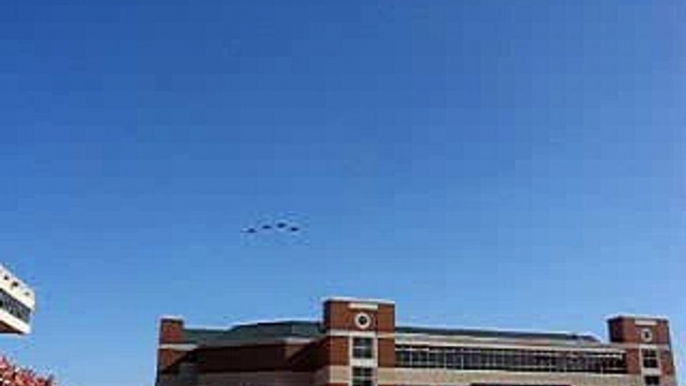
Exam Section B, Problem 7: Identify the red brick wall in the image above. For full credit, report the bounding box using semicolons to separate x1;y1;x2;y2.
157;318;187;374
608;317;672;345
624;348;642;375
377;338;395;368
608;317;674;376
324;300;370;331
608;317;638;343
608;318;626;342
661;350;676;376
655;320;672;345
377;304;395;333
159;318;184;344
289;341;320;371
321;299;397;378
195;343;312;373
158;349;188;373
323;300;396;333
320;336;349;366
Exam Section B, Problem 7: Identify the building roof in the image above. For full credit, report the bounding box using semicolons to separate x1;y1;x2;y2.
184;321;323;347
395;326;599;343
182;320;600;347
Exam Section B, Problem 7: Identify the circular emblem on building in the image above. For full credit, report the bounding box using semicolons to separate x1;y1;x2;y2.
641;328;654;343
355;312;372;329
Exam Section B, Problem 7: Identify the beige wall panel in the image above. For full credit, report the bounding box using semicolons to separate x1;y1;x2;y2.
382;368;673;386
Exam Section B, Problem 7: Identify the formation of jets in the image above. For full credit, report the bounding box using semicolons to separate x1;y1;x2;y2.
243;221;301;234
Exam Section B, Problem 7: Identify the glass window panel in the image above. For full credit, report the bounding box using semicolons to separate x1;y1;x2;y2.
394;345;628;374
642;350;659;369
353;337;374;359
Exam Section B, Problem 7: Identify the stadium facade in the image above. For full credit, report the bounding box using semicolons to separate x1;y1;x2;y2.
156;297;678;386
0;264;35;335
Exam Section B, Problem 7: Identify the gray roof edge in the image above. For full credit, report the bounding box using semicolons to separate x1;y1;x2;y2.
232;320;320;327
182;321;322;345
606;314;670;321
396;326;601;342
323;296;395;305
199;337;317;348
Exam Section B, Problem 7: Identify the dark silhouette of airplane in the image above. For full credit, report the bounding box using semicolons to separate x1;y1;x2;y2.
242;221;301;234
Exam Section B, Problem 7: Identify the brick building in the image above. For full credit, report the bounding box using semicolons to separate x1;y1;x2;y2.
156;297;678;386
0;264;35;335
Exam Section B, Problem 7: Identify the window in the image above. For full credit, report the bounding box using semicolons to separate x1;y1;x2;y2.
353;337;374;359
642;349;659;369
352;367;374;386
355;313;372;329
641;328;655;343
0;288;32;323
645;375;660;385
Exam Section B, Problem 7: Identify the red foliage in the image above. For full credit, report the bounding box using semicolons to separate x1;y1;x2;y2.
0;356;56;386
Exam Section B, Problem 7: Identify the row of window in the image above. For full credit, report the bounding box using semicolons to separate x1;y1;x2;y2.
395;345;627;374
0;288;31;323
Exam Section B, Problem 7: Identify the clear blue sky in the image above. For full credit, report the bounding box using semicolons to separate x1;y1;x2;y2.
1;1;684;385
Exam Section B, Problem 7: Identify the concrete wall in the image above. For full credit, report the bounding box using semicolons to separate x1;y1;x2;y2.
160;368;680;386
383;368;679;386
